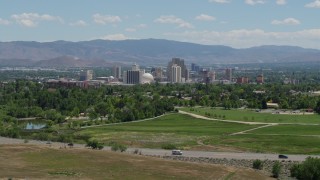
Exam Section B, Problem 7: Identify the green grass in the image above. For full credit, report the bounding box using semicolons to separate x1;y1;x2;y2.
76;114;260;149
204;134;320;154
75;113;320;154
250;124;320;135
180;107;320;124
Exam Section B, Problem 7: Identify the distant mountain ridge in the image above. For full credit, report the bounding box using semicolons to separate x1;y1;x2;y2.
0;39;319;67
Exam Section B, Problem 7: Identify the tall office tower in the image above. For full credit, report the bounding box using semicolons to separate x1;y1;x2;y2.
209;71;216;82
132;63;139;71
256;74;264;84
171;64;181;83
113;66;121;79
225;68;232;81
167;58;187;82
152;67;163;80
123;63;144;84
191;63;200;72
79;70;93;81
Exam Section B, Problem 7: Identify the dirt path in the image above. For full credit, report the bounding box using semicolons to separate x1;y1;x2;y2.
179;110;270;125
230;124;278;135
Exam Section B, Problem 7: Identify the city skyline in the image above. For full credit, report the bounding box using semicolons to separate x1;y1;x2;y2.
1;0;320;49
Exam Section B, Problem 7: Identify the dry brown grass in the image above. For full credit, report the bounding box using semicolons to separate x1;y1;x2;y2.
0;144;273;180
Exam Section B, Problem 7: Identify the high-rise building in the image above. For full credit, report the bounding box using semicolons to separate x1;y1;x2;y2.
225;68;232;81
209;71;216;82
167;58;188;82
256;74;264;84
171;64;181;83
152;67;163;81
123;63;144;84
191;63;200;72
237;77;249;84
132;63;139;71
113;66;121;79
79;70;93;81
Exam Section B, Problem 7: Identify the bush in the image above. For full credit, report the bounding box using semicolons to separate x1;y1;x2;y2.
133;149;140;154
110;142;127;152
290;164;301;178
252;159;263;170
86;139;104;150
272;161;281;178
161;143;177;150
290;157;320;180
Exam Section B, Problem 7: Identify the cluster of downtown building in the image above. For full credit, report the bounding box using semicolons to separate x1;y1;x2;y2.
47;57;265;88
119;58;264;85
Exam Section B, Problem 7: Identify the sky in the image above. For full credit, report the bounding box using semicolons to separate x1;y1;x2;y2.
1;0;320;49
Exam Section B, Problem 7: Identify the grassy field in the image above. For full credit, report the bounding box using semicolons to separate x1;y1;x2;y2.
250;124;320;135
0;144;271;180
76;114;259;149
76;112;320;154
180;107;320;124
204;134;320;154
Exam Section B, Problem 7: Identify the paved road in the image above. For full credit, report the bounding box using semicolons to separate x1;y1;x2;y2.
127;148;320;162
1;136;319;162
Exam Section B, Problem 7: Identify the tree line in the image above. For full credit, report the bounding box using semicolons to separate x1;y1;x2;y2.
1;80;320;138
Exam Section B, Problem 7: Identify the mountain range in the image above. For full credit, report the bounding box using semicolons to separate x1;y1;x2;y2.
0;39;319;67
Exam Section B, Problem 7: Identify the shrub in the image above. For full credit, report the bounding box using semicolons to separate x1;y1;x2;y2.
290;164;301;178
161;143;177;150
133;149;140;154
110;142;127;152
290;157;320;180
252;159;263;170
272;161;281;178
86;139;104;150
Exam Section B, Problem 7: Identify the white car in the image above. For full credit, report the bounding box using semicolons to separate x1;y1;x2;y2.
172;150;183;155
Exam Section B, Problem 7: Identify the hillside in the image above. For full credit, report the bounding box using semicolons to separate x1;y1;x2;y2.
0;39;319;67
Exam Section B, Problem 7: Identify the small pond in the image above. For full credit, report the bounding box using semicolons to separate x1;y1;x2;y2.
20;120;47;130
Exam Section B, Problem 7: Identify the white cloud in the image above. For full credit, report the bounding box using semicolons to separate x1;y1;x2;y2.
163;29;320;49
195;14;216;21
276;0;286;5
305;0;320;8
70;20;87;27
100;34;129;40
0;18;10;25
125;28;136;32
271;18;300;25
93;14;122;25
11;13;62;27
137;24;147;28
208;0;230;3
245;0;265;5
154;15;193;29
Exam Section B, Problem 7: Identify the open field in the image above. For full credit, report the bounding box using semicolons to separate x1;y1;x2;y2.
204;134;320;154
180;107;320;124
0;144;272;180
76;113;259;149
77;112;320;154
249;124;320;135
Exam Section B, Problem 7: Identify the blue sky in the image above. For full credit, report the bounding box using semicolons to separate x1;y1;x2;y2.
1;0;320;49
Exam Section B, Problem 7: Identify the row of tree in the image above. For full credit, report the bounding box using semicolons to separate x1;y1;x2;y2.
1;80;320;138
